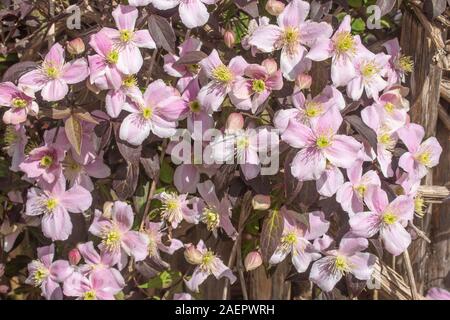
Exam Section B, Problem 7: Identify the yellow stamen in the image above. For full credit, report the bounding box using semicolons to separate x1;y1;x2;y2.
398;55;413;73
334;31;356;55
416;152;431;166
45;66;59;79
202;207;220;231
122;75;137;88
212;65;233;83
40;155;53;168
382;212;397;225
316;135;331;149
33;265;49;286
305;102;323;118
354;185;366;198
282;27;300;54
236;136;250;150
282;232;297;245
11;98;27;109
384;102;395;114
189;100;201;113
119;29;133;43
45;198;58;211
83;290;97;300
414;196;425;217
252;79;266;93
335;256;349;273
142;107;153;119
102;229;121;251
106;50;119;64
361;61;379;78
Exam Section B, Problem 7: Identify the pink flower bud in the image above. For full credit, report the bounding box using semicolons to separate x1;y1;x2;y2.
262;58;278;75
66;38;85;55
68;248;81;265
252;194;271;210
265;0;285;16
0;285;9;294
225;112;244;134
244;251;263;271
296;73;312;90
184;244;203;265
224;30;236;48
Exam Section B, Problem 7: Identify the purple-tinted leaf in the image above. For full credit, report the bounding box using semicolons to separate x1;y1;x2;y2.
235;0;259;18
173;51;208;66
140;147;160;180
345;114;378;151
65;116;83;155
1;61;37;82
424;0;447;20
260;209;284;264
148;14;176;53
345;273;367;298
113;162;139;200
310;0;332;21
113;123;142;165
376;0;397;16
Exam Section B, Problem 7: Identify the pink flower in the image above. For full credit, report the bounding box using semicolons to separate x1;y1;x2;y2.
63;271;122;300
119;80;185;145
230;59;283;113
25;244;73;300
309;234;376;292
269;208;329;273
4;124;28;172
144;221;184;266
306;15;366;87
0;82;38;124
89;201;149;269
88;30;123;91
316;163;344;197
349;186;414;256
197;180;238;239
336;160;381;216
197;49;248;112
155;191;200;228
164;37;203;92
101;5;155;75
241;17;271;57
105;74;141;118
426;287;450;300
248;0;332;80
397;123;442;179
346;51;390;101
152;0;218;29
76;241;125;289
281;106;362;181
26;177;92;241
383;38;413;85
19;145;65;184
184;240;236;293
18;43;89;101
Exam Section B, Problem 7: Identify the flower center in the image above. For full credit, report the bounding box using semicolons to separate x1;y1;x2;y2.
334;256;349;273
106;50;119;64
398;55;413;73
212;65;233;84
236;136;250;150
334;31;356;55
201;251;215;271
416;152;431;166
11;98;27;109
282;232;297;246
189;100;201;113
122;75;137;88
83;290;97;300
102;229;121;251
282;27;300;52
142;107;153;120
382;212;397;225
119;29;133;43
40;155;54;168
361;61;379;78
354;185;366;198
33;265;49;286
45;198;58;211
414;196;425;217
252;79;266;93
384;102;395;114
201;207;220;231
45;66;59;79
316;135;331;149
305;102;323;118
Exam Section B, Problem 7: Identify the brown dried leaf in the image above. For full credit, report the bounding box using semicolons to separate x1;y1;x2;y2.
65;115;83;155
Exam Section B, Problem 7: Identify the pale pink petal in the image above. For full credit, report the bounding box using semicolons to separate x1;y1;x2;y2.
112;5;138;31
380;222;411;256
291;147;327;181
60;185;92;213
41;79;68;102
179;0;209;29
133;30;156;49
277;0;310;28
119;113;151;145
62;58;89;84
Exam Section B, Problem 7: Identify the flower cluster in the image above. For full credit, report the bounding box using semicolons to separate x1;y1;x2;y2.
0;0;443;300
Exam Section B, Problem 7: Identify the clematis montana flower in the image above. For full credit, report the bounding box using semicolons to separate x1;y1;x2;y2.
18;43;89;101
349;186;414;256
152;0;218;29
197;180;237;239
119;80;185;145
163;37;203;92
248;0;332;80
89;201;149;269
105;74;141;118
63;271;122;300
241;17;270;57
281;106;362;181
101;5;156;75
156;191;200;228
336;160;381;216
25;244;73;300
383;38;414;85
19;144;65;184
230;59;283;113
26;177;92;241
270;208;329;273
426;287;450;300
197;49;248;112
88;30;123;91
397;123;442;179
316;163;344;197
309;234;376;292
306;15;366;87
184;240;236;292
0;82;38;124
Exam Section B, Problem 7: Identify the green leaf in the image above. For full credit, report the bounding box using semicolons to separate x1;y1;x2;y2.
260;209;284;264
348;0;363;8
159;159;174;184
138;270;181;289
351;18;366;33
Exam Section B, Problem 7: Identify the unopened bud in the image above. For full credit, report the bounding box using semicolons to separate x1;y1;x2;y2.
244;251;263;271
184;244;203;265
66;38;85;55
224;30;236;48
68;248;81;265
252;194;271;210
296;73;312;90
262;58;278;75
225;112;244;134
266;0;285;16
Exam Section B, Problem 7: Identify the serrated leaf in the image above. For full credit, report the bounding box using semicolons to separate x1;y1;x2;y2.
260;209;284;264
148;14;176;53
65;115;82;155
